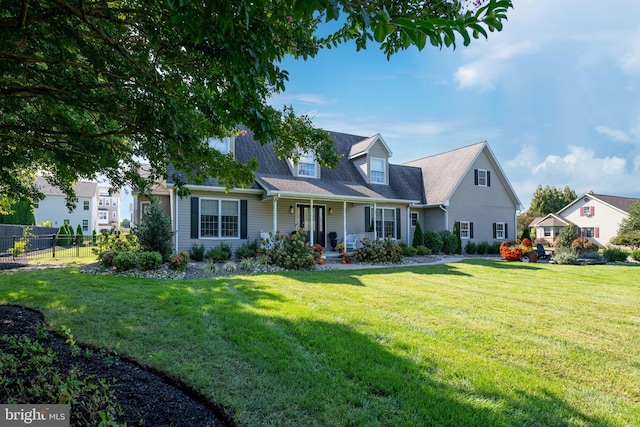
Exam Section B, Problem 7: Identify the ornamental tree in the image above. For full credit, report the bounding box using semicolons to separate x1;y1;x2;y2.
1;0;512;208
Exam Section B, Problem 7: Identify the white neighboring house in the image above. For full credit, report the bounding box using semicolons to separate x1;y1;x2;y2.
531;192;640;247
33;177;121;233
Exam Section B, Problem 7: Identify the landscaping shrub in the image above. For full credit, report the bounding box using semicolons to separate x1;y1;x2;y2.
556;225;577;249
257;230;318;270
132;198;173;262
440;230;458;255
452;223;462;254
488;241;501;254
112;252;137;272
58;224;74;246
137;251;163;271
399;242;418;257
465;241;477;254
630;250;640;262
169;251;190;271
572;238;599;252
75;224;83;243
424;230;443;254
189;243;205;262
235;239;259;260
415;245;432;256
610;230;640;248
95;230;139;254
603;248;629;263
553;247;578;265
476;241;489;254
353;237;403;263
412;221;424;248
97;250;117;268
205;242;232;262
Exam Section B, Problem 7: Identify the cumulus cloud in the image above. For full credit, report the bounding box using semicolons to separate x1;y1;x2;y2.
595;126;631;142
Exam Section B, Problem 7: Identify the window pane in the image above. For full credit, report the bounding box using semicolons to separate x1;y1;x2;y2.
478;170;487;186
208;137;230;154
201;200;219;237
298;162;315;177
460;222;469;238
221;201;239;237
371;159;385;183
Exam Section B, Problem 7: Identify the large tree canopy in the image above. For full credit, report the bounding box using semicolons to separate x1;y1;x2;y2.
1;0;512;209
529;185;578;215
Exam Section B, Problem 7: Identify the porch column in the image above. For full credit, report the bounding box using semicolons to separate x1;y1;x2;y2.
407;205;411;244
272;196;278;233
343;201;347;242
373;202;377;240
309;199;314;244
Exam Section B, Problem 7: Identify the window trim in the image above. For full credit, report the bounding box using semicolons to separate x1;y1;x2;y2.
495;222;506;240
297;150;318;178
207;136;232;154
98;211;108;221
82;219;89;232
477;169;488;187
199;198;241;239
375;207;396;239
411;212;418;227
460;221;471;239
370;157;386;184
83;200;90;211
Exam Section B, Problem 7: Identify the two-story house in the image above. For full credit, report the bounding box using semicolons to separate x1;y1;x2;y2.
133;128;522;253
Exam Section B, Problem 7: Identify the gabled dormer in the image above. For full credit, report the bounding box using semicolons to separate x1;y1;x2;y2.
349;134;392;185
207;136;236;159
286;149;320;179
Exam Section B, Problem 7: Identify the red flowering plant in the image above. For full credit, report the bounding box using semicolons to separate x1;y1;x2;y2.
499;240;525;261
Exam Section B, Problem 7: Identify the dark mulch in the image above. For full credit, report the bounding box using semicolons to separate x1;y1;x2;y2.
0;305;237;427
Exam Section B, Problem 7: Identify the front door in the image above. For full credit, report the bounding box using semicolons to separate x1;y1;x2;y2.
298;205;325;247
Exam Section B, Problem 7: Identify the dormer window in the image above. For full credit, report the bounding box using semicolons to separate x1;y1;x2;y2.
207;137;231;154
370;158;386;184
297;150;317;178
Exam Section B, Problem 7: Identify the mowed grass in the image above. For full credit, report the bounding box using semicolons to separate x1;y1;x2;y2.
2;260;639;426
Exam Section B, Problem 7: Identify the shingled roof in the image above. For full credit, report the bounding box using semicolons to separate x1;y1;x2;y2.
590;194;640;213
168;128;426;203
36;176;98;198
403;142;486;205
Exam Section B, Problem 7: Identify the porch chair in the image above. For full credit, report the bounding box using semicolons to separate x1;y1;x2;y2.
345;234;359;251
536;243;550;260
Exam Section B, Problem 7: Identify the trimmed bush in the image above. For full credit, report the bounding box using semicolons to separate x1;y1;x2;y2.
424;230;443;254
169;251;190;271
465;241;477;255
98;250;118;268
137;251;163;271
132;198;173;262
353;237;403;264
205;242;232;262
415;245;432;256
412;221;424;248
235;239;259;260
603;248;629;263
113;252;137;272
257;230;318;270
440;230;458;255
553;247;578;265
399;242;418;257
189;243;205;262
556;226;577;249
487;241;501;255
630;250;640;262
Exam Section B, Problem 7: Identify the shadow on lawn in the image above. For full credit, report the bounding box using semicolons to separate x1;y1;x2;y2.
1;268;618;427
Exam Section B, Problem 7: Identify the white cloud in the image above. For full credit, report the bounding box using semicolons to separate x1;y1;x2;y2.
269;92;335;106
595;126;631;143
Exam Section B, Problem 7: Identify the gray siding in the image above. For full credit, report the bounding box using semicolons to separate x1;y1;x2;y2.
445;152;516;243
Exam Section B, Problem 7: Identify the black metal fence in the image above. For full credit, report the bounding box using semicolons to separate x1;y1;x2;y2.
0;234;96;263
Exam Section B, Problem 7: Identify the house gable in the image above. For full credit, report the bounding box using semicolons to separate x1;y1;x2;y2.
348;134;393;185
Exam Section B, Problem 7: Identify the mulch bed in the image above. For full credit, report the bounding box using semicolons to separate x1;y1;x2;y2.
0;305;236;427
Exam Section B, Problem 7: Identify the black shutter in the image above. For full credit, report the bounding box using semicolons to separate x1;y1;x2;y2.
396;208;401;239
487;171;491;187
492;222;497;239
190;197;199;239
470;222;474;239
365;207;371;231
505;223;508;239
240;200;248;239
474;169;479;185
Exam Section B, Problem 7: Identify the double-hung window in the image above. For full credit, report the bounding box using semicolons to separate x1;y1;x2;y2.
208;137;231;154
200;199;239;238
83;201;90;211
375;208;396;239
477;169;488;186
297;151;317;177
370;158;386;184
82;219;89;232
495;222;506;239
98;211;108;221
460;221;470;239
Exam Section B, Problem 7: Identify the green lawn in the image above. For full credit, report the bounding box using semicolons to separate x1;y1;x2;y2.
2;260;639;426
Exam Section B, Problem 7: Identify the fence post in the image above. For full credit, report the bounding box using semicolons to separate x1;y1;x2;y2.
12;236;16;260
52;234;56;258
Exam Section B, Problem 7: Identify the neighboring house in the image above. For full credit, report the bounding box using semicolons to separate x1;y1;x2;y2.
34;177;121;233
34;177;98;233
133;128;522;253
528;213;573;243
530;193;640;247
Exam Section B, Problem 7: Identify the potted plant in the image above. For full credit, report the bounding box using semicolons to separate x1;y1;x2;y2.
336;243;345;254
328;231;338;250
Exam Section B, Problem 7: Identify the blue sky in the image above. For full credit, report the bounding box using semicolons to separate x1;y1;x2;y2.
270;0;640;209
